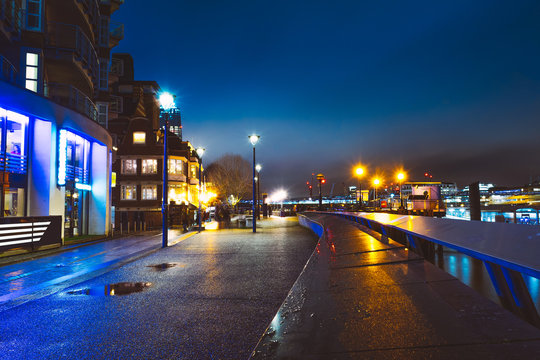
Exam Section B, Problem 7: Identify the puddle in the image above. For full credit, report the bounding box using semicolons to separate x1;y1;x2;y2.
67;282;152;296
146;263;183;271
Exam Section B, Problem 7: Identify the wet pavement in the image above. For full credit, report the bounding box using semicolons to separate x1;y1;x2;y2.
0;217;317;359
252;213;540;359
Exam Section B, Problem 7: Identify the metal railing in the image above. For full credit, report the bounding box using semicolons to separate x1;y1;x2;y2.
331;211;540;328
109;21;123;43
0;0;23;38
0;151;27;174
46;22;99;85
0;216;62;253
76;0;99;31
0;54;17;84
46;82;98;122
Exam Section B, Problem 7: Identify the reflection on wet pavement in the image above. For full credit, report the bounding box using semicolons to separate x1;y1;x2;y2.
67;282;152;296
146;263;184;271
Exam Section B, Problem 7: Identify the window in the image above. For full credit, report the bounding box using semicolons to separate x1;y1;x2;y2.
97;103;108;127
25;52;39;92
99;58;109;90
121;159;137;174
121;185;137;200
110;57;124;76
109;95;123;113
26;0;42;31
190;164;198;179
168;159;183;175
98;16;109;46
133;131;145;145
4;188;25;217
141;159;157;174
142;185;157;200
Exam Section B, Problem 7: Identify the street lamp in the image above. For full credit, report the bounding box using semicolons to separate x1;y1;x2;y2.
159;92;175;248
316;173;325;210
255;163;262;220
249;135;260;233
397;172;405;209
196;147;205;231
354;166;365;206
373;178;380;208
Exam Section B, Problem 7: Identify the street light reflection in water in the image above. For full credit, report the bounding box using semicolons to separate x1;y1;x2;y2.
67;282;152;296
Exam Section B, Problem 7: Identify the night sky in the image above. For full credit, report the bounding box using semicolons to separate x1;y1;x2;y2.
114;1;540;197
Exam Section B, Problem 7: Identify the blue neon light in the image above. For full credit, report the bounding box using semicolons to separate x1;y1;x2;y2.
58;129;67;186
75;183;91;191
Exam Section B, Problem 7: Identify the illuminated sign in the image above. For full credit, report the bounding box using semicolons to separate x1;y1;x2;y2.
133;131;146;144
58;129;67;186
75;183;92;191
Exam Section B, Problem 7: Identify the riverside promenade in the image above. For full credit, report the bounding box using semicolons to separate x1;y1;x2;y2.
251;213;540;359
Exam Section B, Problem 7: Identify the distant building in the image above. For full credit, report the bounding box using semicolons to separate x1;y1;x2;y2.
0;0;123;240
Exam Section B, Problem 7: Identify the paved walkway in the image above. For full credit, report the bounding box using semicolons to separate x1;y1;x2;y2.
252;213;540;359
0;217;317;359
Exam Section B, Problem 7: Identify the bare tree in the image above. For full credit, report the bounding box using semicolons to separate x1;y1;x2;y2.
205;154;252;206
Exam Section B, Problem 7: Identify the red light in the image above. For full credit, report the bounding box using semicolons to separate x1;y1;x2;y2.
321;179;326;184
306;181;309;185
424;172;429;177
309;185;312;189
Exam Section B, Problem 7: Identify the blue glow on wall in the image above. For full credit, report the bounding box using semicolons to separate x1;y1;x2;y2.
57;129;67;186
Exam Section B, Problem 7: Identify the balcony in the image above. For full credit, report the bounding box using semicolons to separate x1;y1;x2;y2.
0;0;22;41
100;0;123;13
0;54;17;84
45;22;99;87
169;174;187;183
109;21;123;47
189;178;199;186
76;0;99;32
46;82;98;122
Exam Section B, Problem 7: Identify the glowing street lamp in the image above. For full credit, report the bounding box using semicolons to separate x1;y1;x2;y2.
354;166;365;206
159;92;176;248
249;135;260;232
196;147;205;231
373;178;380;207
397;172;405;209
316;173;326;210
255;163;262;220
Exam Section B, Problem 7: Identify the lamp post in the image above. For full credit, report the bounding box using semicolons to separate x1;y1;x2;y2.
196;147;205;231
255;163;262;220
373;178;380;208
316;173;325;210
159;92;175;248
355;166;364;206
397;172;405;209
249;135;260;233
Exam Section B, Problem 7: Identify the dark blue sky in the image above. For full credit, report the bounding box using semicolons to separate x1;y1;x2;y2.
115;1;540;196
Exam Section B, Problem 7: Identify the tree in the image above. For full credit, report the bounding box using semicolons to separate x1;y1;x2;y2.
205;154;252;207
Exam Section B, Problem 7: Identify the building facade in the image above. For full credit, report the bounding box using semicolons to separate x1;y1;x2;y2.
0;0;123;241
112;118;202;230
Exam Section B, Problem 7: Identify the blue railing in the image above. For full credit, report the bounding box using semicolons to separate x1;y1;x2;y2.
0;152;27;174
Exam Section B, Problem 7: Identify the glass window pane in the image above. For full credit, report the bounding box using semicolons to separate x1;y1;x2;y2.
26;66;38;80
26;53;38;66
25;79;37;92
4;188;25;217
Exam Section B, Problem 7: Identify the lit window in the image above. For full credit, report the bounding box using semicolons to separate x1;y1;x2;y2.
25;53;39;92
133;132;146;144
121;185;137;200
142;159;157;174
142;185;157;200
121;159;137;174
168;159;184;175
